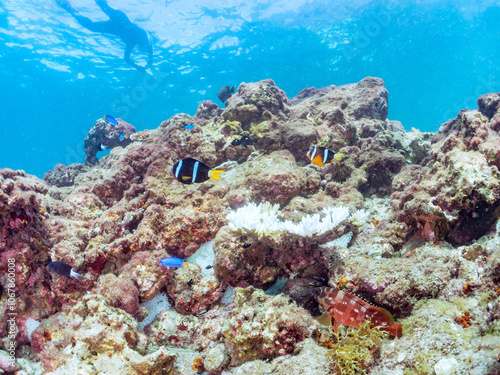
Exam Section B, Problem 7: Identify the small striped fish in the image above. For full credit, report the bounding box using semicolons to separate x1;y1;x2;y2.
314;287;402;338
306;145;344;167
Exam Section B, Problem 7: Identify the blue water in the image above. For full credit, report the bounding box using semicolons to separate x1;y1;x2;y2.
1;0;499;177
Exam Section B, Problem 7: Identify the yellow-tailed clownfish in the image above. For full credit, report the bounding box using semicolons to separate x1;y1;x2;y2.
307;145;344;167
170;158;224;184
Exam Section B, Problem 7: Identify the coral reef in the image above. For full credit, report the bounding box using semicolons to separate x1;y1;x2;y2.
84;117;136;165
30;294;176;374
2;77;500;374
43;163;88;187
221;287;320;366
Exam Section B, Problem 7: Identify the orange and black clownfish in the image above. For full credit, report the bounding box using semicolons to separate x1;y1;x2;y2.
170;158;224;184
313;287;403;338
307;145;344;167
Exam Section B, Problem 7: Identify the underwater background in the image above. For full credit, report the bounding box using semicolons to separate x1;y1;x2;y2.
3;1;500;374
0;0;499;177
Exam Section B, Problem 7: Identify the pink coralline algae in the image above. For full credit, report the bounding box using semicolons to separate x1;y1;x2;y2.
1;78;500;374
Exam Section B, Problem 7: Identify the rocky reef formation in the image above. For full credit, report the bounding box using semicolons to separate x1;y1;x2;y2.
1;78;500;374
43;163;89;188
83;117;136;165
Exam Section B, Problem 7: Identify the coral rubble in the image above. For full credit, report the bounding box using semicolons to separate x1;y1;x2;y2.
1;77;500;374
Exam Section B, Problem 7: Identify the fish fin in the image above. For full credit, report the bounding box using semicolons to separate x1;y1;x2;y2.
312;154;324;166
183;262;202;269
334;152;345;161
209;170;224;180
70;269;83;282
377;307;396;324
333;319;340;333
182;176;191;181
316;313;333;326
382;324;403;338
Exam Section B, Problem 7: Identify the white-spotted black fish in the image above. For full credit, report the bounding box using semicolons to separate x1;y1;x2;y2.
48;261;82;281
218;85;235;103
307;145;344;167
171;158;224;184
231;136;253;148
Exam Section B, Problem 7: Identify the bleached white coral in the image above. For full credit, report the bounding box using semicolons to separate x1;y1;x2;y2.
26;317;41;341
320;231;353;249
138;292;171;330
227;202;350;237
350;209;369;226
280;206;350;236
227;201;283;236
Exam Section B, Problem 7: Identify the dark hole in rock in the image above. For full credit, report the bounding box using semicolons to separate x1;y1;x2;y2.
446;200;500;246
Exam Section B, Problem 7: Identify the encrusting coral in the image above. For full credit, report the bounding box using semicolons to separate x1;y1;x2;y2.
221;286;320;366
2;77;500;374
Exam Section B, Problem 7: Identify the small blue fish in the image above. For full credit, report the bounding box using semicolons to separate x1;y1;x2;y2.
104;115;118;126
159;257;187;268
49;261;82;281
119;133;125;141
184;124;196;130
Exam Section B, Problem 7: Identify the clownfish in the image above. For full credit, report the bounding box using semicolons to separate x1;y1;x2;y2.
314;287;402;338
170;158;224;184
307;145;344;167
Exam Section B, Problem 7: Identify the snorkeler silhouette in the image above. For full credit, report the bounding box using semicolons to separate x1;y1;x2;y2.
56;0;153;71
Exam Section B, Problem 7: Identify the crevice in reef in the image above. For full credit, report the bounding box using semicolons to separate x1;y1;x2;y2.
446;199;500;246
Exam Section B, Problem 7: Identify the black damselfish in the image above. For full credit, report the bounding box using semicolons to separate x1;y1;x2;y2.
170;158;224;184
231;136;253;148
218;85;235;103
49;261;82;281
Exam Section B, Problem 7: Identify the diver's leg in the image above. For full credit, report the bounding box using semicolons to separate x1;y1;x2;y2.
73;17;113;34
146;38;153;69
94;0;130;21
124;43;145;71
56;0;113;33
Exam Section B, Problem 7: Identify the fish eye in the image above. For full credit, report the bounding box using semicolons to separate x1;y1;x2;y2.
312;288;321;297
